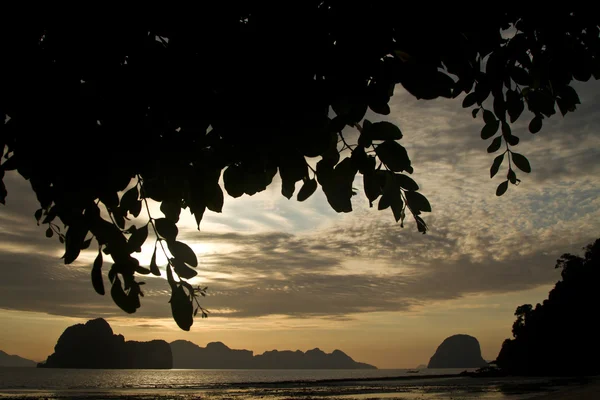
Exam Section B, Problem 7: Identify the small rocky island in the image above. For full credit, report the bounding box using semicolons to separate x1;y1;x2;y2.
427;334;487;369
38;318;172;369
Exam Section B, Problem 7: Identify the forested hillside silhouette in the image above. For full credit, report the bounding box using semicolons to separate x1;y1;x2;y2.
496;238;600;375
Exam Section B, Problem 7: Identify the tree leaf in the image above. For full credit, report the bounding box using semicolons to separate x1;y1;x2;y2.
507;168;517;184
42;207;57;224
91;250;104;295
111;277;137;314
496;180;509;196
319;157;357;213
128;225;148;252
369;121;402;141
81;238;92;250
166;264;177;290
415;215;428;234
529;116;542;133
405;191;431;213
358;120;373;148
135;264;151;275
511;67;530;86
506;135;519;146
490;153;505;178
167;240;198;267
205;184;224;213
368;101;391;115
501;121;511;137
160;199;181;223
493;94;506;121
378;193;391;210
487;136;502;153
62;223;87;265
472;108;480;118
155;218;178;241
45;227;53;238
120;186;139;216
101;192;119;210
149;245;160;276
279;152;308;184
481;121;500;139
351;147;375;174
375;140;411;172
528;90;556;118
35;209;43;224
113;212;125;230
144;244;160;276
130;200;142;218
281;179;295;199
363;172;382;207
1;155;18;171
475;81;490;104
559;85;581;105
506;90;524;123
223;165;245;198
511;152;531;173
297;179;317;202
172;258;198;279
329;116;347;134
189;203;206;230
395;174;419;191
483;110;496;125
390;193;404;222
170;285;193;331
462;92;477;108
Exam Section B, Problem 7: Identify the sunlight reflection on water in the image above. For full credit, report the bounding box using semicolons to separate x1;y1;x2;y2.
0;368;567;399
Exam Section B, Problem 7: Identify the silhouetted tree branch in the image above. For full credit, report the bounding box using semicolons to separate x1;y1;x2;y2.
1;8;599;329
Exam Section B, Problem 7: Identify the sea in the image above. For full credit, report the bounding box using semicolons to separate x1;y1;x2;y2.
0;367;585;399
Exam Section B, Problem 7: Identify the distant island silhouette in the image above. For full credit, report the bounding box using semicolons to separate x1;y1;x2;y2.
37;319;376;369
38;319;172;369
427;334;487;369
171;340;376;369
0;350;36;367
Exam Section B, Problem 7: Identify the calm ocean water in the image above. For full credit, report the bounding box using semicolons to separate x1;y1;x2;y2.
0;367;574;399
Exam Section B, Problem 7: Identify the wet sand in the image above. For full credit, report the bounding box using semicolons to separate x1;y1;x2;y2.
529;379;600;399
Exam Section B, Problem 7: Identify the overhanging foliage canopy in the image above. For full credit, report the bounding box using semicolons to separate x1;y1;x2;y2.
1;7;599;329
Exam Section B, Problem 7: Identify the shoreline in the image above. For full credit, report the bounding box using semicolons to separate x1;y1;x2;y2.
234;372;465;386
527;377;600;399
2;371;599;399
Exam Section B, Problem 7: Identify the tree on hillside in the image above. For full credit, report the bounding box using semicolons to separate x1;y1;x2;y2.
1;8;599;329
495;239;600;376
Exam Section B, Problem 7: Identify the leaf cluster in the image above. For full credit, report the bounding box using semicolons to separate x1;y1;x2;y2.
1;9;598;328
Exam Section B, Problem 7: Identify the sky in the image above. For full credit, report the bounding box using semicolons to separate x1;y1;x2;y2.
1;80;600;369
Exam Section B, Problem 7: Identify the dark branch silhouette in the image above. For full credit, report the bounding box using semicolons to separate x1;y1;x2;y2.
1;9;599;328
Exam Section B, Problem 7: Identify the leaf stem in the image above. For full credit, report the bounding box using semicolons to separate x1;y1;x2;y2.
137;175;177;281
505;141;513;170
339;131;354;151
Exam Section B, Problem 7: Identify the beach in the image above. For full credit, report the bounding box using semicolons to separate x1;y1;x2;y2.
1;368;599;399
529;379;600;399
